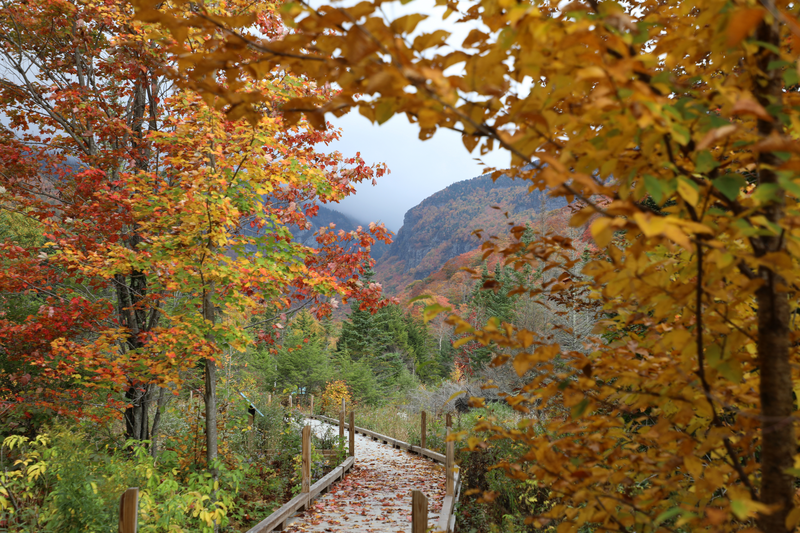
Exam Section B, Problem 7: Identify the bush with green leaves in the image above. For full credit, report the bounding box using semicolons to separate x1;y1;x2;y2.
0;426;246;532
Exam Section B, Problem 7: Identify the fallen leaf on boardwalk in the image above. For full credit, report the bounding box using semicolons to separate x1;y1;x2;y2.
283;420;446;533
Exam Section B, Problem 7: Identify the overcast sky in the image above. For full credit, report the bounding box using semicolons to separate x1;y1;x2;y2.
323;111;509;232
306;0;510;233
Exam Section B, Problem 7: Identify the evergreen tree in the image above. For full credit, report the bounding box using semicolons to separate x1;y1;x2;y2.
275;311;332;394
470;262;517;325
333;349;382;405
336;268;382;359
403;312;443;381
461;262;519;369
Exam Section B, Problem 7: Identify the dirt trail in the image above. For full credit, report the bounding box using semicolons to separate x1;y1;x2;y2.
284;419;446;533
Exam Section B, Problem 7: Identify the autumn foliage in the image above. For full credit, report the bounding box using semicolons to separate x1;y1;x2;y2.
132;0;800;531
0;0;390;483
319;380;353;417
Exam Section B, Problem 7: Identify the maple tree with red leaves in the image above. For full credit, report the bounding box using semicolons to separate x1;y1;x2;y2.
0;0;391;489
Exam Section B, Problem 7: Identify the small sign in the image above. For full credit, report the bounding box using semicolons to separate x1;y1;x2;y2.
238;391;264;417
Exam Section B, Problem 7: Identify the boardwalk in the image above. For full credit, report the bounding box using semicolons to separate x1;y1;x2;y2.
284;419;447;533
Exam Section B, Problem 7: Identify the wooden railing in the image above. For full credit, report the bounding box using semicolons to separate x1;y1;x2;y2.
244;421;356;533
311;412;462;533
116;399;461;533
117;428;355;533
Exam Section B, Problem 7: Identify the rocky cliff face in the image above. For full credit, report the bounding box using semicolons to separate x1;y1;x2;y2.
375;173;567;294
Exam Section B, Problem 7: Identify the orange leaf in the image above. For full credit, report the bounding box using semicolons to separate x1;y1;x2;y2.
696;124;737;151
755;131;800;152
726;8;765;47
730;97;773;122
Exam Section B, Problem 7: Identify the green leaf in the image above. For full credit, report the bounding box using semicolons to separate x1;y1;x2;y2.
778;172;800;197
716;360;743;383
498;27;517;49
752;183;781;203
712;174;745;200
375;99;396;125
671;123;691;145
754;40;781;54
644;174;668;204
694;150;720;174
784;69;800;87
768;59;792;70
654;507;684;526
570;398;589;419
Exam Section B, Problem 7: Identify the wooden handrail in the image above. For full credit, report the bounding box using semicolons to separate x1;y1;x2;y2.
310;414;461;532
245;456;355;533
312;414;447;462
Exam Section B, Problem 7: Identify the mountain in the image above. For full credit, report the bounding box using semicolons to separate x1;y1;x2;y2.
290;204;391;260
375;173;568;295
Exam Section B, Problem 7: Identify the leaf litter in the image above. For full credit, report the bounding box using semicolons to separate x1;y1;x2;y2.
284;420;446;532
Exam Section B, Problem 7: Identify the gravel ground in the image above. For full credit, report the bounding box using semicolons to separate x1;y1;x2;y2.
284;419;446;533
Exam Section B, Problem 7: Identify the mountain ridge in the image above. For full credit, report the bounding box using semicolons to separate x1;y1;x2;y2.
375;173;568;295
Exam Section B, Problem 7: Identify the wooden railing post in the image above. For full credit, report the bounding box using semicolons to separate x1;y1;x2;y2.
339;406;345;443
421;411;427;450
310;394;314;416
446;424;454;496
302;425;311;494
411;490;428;533
349;411;355;457
119;487;138;533
248;407;256;450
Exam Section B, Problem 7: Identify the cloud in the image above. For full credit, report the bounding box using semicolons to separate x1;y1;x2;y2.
324;111;509;232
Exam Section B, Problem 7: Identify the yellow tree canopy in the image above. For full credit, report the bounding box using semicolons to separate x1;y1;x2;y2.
134;0;800;531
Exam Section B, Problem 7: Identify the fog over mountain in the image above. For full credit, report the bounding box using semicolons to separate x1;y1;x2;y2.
320;111;510;232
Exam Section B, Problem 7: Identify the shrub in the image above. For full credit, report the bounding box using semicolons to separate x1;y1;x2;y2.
319;380;352;417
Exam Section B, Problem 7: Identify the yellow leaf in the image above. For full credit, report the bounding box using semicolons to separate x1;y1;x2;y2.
518;329;534;348
590;218;614;247
391;13;427;34
677;177;699;207
730;497;770;520
446;390;467;404
663;225;692;248
576;66;606;81
423;303;450;322
684;455;703;479
786;506;800;530
632;213;667;238
513;345;559;376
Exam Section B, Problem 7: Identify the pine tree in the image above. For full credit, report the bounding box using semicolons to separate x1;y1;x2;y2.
470;263;517;325
275;311;332;394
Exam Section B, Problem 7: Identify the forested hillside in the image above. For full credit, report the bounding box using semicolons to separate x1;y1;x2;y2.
375;174;567;294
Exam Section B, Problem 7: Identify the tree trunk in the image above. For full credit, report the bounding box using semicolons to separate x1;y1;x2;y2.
150;387;169;458
202;279;219;532
754;16;796;533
